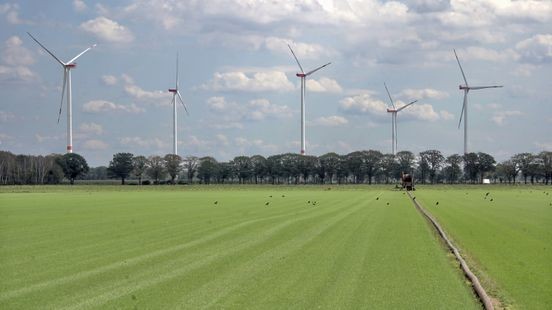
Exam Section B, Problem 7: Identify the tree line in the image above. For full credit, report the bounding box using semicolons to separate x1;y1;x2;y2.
1;149;551;185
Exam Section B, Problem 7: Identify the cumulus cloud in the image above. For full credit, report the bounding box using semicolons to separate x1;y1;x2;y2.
398;88;449;100
0;110;15;122
101;74;118;86
0;3;31;25
79;122;104;135
339;92;445;122
83;139;108;150
83;100;144;113
311;115;349;127
73;0;87;12
0;36;36;82
492;110;522;125
306;77;343;93
202;71;295;92
120;136;168;149
80;17;134;43
207;96;292;121
516;34;552;64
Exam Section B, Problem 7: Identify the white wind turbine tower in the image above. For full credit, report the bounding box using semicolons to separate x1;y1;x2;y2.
454;49;503;155
168;53;189;156
288;44;331;155
27;32;96;153
384;82;417;155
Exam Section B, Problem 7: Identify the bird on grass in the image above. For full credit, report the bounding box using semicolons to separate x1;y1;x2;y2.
386;202;390;205
490;198;494;202
214;201;218;205
435;202;439;206
265;202;270;206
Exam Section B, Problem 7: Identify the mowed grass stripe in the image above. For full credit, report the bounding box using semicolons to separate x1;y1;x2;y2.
51;192;374;309
415;186;552;309
0;191;352;303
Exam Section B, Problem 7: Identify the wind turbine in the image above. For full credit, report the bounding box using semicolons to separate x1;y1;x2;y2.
288;44;331;155
168;52;188;156
454;49;503;154
27;32;96;153
384;82;417;155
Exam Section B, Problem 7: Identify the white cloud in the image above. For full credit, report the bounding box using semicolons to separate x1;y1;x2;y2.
207;96;232;113
121;74;171;105
73;0;87;12
216;134;229;146
0;36;36;82
202;71;295;92
83;100;144;113
339;93;444;122
0;3;31;25
306;77;343;93
439;110;455;121
311;115;349;127
266;37;334;59
339;93;388;116
101;74;118;86
535;141;552;151
246;99;292;121
79;122;104;135
83;139;108;150
35;134;61;143
0;110;15;122
80;17;134;43
398;88;449;100
0;133;12;145
120;136;168;149
492;110;522;125
516;34;552;64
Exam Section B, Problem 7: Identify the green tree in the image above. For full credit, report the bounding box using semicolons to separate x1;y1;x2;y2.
197;156;219;184
419;150;445;184
297;155;317;184
319;152;340;184
539;151;552;185
443;154;462;183
477;152;496;183
147;155;166;184
217;162;233;183
132;155;148;185
266;154;283;184
395;151;416;178
164;154;182;184
379;154;396;184
231;156;252;184
346;151;364;183
463;153;479;183
250;155;267;184
107;153;134;185
512;153;534;184
56;153;89;185
184;156;199;184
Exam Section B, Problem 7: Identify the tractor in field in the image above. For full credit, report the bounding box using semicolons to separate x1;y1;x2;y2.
401;172;414;191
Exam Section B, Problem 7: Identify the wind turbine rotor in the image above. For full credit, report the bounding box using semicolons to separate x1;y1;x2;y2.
453;48;468;87
384;82;396;109
288;44;304;74
458;91;467;129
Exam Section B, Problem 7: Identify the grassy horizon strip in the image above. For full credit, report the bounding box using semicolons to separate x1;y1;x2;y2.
1;187;479;309
415;185;552;309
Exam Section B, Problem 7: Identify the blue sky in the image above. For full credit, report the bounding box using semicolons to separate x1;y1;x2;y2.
0;0;551;166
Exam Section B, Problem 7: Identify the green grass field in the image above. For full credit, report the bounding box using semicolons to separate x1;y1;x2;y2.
415;186;552;309
0;186;479;309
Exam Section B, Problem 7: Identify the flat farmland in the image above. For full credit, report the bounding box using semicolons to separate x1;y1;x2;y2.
0;186;478;309
415;186;552;309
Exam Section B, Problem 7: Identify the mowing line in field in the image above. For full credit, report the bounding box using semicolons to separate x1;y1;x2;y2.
406;191;493;310
50;193;380;309
0;193;359;303
174;193;381;309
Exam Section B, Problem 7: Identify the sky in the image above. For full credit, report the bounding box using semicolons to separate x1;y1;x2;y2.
0;0;551;166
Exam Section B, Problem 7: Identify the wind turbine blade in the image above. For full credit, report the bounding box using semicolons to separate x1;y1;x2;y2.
176;52;179;89
305;62;331;76
27;32;66;66
57;69;67;123
469;85;503;90
288;44;304;73
458;92;466;129
177;91;189;115
384;82;395;109
67;43;97;64
397;100;417;112
453;49;468;86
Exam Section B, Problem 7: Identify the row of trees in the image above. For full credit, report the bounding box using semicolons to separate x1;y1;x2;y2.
1;149;551;185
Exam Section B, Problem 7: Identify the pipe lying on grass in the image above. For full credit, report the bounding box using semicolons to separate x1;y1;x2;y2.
406;191;494;310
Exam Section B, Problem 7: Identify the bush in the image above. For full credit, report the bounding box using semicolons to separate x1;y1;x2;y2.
142;180;151;185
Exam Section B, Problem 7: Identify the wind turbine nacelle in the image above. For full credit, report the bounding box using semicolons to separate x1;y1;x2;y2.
387;108;396;113
459;85;468;90
168;88;177;93
66;63;77;68
296;73;306;77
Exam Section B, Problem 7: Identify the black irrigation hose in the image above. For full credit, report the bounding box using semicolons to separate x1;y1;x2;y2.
406;191;494;310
